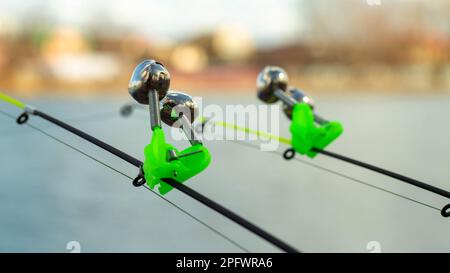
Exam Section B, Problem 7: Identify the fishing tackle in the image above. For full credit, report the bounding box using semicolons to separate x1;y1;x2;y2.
128;60;211;194
256;66;343;160
117;67;450;218
254;67;450;216
1;83;298;253
3;56;449;252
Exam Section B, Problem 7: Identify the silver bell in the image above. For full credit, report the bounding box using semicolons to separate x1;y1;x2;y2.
160;92;201;145
128;60;170;104
256;66;289;103
160;92;198;127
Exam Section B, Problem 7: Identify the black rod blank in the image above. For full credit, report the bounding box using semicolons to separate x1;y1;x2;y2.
313;148;450;199
35;110;142;167
162;178;299;253
31;110;300;253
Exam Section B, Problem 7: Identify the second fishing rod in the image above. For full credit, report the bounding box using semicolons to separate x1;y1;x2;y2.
256;66;450;217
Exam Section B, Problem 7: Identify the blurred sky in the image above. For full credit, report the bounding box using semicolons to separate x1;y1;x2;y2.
1;0;448;47
0;0;302;47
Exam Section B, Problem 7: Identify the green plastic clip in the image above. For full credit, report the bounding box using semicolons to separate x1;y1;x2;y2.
142;127;211;195
290;103;343;158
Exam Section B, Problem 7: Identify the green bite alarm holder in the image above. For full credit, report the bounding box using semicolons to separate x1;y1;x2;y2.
128;60;211;195
256;66;343;159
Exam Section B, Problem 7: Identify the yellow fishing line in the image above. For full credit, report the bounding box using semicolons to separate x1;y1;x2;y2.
0;92;26;109
0;96;291;146
199;117;291;145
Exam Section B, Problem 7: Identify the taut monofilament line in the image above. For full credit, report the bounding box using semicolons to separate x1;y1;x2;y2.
2;60;449;254
0;86;300;254
120;101;450;218
122;103;450;218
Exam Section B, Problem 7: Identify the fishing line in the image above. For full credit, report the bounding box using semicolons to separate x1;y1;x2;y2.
32;110;298;252
312;148;450;199
161;177;299;253
198;116;450;216
0;110;120;137
229;140;442;212
121;104;449;215
1;92;299;252
0;109;250;253
32;109;143;166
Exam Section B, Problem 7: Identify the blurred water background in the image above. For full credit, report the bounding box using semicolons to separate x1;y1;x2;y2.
0;94;450;252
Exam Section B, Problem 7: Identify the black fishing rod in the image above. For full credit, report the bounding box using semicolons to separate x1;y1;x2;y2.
0;69;300;253
313;149;450;199
121;103;450;218
311;148;450;217
254;66;450;217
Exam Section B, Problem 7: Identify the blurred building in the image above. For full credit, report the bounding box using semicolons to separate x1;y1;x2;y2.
41;27;120;82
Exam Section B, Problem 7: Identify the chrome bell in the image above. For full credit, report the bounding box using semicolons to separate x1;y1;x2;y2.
160;91;201;145
160;91;198;127
128;60;171;104
256;66;289;104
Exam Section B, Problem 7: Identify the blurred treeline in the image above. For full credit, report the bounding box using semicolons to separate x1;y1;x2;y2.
0;0;448;96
